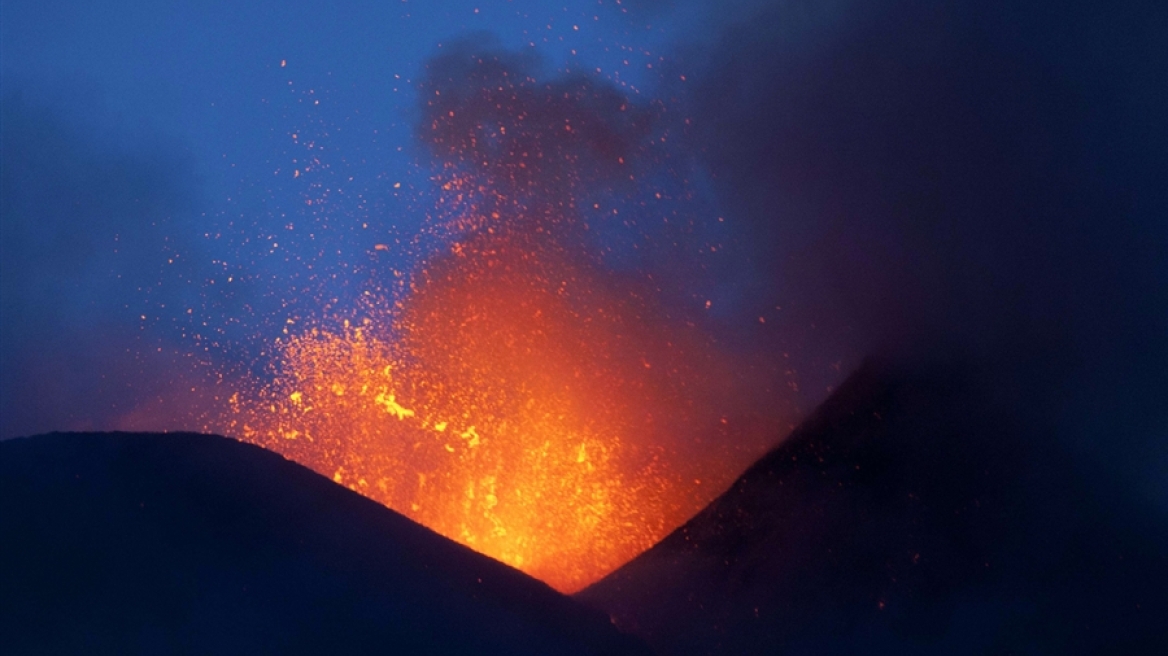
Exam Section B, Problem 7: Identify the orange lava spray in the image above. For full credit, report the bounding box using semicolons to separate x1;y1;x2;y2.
209;47;790;593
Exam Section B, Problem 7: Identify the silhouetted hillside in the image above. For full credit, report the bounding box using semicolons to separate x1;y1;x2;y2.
0;432;650;655
577;359;1168;655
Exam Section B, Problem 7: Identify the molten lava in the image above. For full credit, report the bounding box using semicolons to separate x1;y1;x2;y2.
224;227;761;592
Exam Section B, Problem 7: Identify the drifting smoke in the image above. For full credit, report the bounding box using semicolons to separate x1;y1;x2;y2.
619;0;1168;501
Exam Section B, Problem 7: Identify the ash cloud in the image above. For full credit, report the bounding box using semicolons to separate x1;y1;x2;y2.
412;36;771;348
0;89;213;438
666;1;1168;500
415;35;660;242
410;37;728;348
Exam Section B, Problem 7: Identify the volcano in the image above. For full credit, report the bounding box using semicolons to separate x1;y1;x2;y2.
576;359;1168;654
0;432;650;655
4;361;1165;655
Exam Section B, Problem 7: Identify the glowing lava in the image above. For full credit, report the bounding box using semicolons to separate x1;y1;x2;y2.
210;47;789;593
223;227;758;592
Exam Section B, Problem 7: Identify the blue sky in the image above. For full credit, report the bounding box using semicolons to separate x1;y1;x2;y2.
0;0;721;316
2;0;687;202
1;0;696;263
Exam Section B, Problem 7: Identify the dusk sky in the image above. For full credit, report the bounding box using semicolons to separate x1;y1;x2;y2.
3;0;1166;548
2;0;733;420
1;0;691;429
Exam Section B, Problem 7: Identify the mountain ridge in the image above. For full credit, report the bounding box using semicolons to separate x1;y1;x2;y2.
0;430;650;655
576;358;1168;654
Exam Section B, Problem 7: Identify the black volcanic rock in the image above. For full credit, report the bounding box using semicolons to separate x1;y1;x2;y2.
577;360;1168;655
0;432;650;656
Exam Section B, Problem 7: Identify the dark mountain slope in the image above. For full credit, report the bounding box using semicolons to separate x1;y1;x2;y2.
577;359;1168;655
0;432;650;656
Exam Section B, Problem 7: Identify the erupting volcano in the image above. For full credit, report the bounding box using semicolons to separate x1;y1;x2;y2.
4;1;1166;653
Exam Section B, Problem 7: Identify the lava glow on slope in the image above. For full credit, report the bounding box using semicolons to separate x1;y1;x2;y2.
209;47;786;593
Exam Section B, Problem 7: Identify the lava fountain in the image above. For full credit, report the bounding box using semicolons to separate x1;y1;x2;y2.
212;45;788;593
223;226;761;592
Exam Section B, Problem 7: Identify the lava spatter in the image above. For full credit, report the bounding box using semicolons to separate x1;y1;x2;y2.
211;44;787;593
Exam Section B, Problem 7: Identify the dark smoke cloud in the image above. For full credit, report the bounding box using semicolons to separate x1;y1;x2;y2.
412;36;754;354
666;0;1168;500
415;35;659;243
413;36;766;337
0;89;213;438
